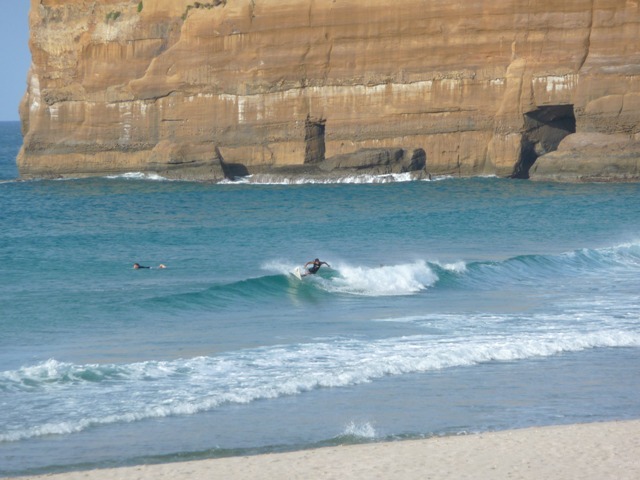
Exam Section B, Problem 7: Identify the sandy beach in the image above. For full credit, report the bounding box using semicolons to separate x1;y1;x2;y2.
8;420;639;480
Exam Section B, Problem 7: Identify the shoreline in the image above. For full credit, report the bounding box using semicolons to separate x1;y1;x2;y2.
7;420;640;480
7;168;640;184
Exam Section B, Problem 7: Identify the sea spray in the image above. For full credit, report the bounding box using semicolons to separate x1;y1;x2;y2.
340;421;378;440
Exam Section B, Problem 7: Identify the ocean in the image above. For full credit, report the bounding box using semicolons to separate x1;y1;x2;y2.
1;120;639;476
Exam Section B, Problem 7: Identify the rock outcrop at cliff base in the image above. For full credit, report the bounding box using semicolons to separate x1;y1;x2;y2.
530;133;640;182
18;0;640;182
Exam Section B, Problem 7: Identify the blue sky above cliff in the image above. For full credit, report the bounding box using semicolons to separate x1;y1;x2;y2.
0;2;30;121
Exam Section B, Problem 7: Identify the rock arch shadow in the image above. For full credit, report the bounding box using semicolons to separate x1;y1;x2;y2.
512;105;576;179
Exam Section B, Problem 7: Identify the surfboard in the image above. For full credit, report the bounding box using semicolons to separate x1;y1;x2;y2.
292;267;303;280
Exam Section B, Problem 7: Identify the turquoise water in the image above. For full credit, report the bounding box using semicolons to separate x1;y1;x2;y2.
1;120;640;475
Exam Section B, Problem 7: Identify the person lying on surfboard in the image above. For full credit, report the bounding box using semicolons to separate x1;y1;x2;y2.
303;258;330;276
133;263;166;269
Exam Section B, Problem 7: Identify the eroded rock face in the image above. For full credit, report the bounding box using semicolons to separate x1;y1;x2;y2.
529;133;640;182
17;0;640;181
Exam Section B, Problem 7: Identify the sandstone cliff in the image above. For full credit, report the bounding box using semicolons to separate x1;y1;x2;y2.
18;0;640;181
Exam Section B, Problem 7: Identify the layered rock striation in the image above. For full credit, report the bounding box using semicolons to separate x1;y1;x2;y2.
18;0;640;181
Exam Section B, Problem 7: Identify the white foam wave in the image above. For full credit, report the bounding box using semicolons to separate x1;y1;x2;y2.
322;261;439;296
589;241;640;268
435;260;468;274
104;172;169;181
372;314;433;324
341;421;378;439
428;175;457;182
1;358;72;386
229;173;492;185
2;328;639;443
223;172;421;185
261;259;440;296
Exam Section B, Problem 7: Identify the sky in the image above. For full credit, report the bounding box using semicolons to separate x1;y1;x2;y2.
0;2;31;121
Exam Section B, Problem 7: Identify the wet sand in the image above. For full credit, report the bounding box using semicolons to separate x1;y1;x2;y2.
9;420;640;480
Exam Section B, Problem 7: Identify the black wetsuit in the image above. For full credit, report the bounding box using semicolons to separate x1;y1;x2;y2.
307;263;321;274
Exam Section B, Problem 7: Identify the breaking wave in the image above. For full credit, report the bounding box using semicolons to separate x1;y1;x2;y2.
141;242;640;310
2;328;639;443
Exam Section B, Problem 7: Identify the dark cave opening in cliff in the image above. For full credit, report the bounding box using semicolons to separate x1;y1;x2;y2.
512;105;576;179
304;117;326;164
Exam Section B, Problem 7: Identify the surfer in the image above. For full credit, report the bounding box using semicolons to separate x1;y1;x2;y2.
303;258;330;276
133;263;166;269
